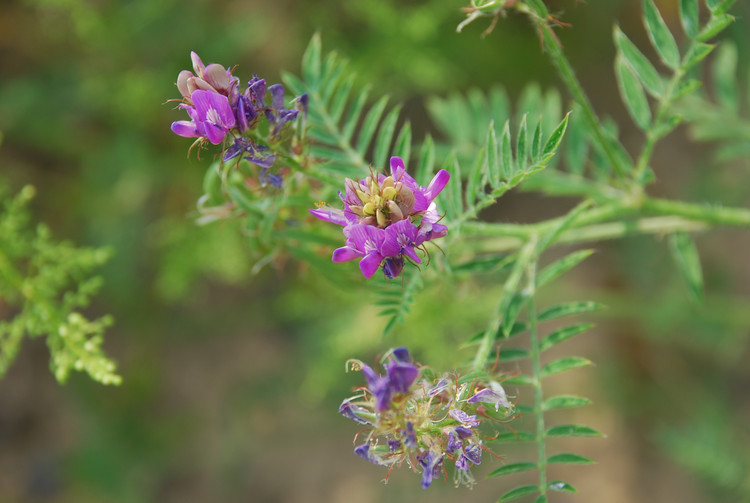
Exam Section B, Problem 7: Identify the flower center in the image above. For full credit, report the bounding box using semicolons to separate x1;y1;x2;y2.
347;175;415;229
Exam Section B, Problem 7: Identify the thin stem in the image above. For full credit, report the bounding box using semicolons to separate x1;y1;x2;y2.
526;256;547;496
523;2;628;179
471;238;537;371
466;216;708;253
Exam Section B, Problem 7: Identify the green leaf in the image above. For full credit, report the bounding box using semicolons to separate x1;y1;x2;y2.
669;232;704;304
535;495;548;503
392;122;412;165
682;42;715;70
537;249;594;287
503;374;537;386
516;114;528;168
544;395;591;411
498;347;530;362
697;14;734;42
342;85;371;144
615;56;652;130
538;301;604;321
652;114;683;140
502;290;529;337
542;112;570;157
493;431;536;443
643;0;680;69
500;120;513;180
712;42;738;111
673;79;702;100
679;0;699;38
301;33;322;84
356;96;390;158
712;0;737;15
613;26;664;97
488;462;538;477
416;134;435;186
540;357;592;378
531;119;543;163
328;73;354;123
443;152;463;219
547;453;596;465
540;323;594;351
486;121;501;187
562;108;589;176
548;481;577;493
547;424;604;438
372;105;402;168
500;485;540;502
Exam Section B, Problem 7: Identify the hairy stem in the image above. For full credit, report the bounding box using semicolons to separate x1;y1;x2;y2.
526;256;547;497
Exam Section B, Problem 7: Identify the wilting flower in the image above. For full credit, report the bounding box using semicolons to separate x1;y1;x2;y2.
310;156;450;279
341;347;512;489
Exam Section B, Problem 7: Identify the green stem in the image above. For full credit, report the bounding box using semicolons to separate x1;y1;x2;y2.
523;2;628;179
526;256;547;496
466;216;708;253
472;238;537;371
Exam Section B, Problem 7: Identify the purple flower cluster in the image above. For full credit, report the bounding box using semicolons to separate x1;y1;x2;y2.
340;347;512;489
170;52;306;187
310;157;450;279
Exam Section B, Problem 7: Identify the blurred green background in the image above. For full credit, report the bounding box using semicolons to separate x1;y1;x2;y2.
1;0;749;502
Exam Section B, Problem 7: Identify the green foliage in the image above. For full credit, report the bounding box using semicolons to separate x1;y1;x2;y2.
0;185;120;385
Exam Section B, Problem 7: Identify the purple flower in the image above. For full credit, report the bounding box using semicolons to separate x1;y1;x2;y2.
446;431;462;454
354;444;385;466
449;409;480;428
352;348;419;412
403;422;417;449
464;443;482;465
467;381;512;412
339;399;372;425
171;90;236;145
418;450;444;489
310;156;450;279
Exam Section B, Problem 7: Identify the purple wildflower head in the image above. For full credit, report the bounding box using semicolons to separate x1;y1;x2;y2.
310;156;450;279
341;348;509;490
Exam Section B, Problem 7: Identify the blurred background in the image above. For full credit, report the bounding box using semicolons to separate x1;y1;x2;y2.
1;0;749;502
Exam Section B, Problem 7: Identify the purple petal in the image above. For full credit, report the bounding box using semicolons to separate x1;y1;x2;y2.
359;253;382;279
332;246;361;263
245;153;276;169
383;257;404;279
404;422;417;449
170;120;200;139
190;51;205;75
392;347;410;362
381;219;420;260
354;444;383;465
339;400;371;425
446;431;462;454
309;208;347;226
449;409;480;427
386;360;418;393
268;83;285;111
424;169;450;203
455;426;473;439
464;443;482;465
192;90;236;128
